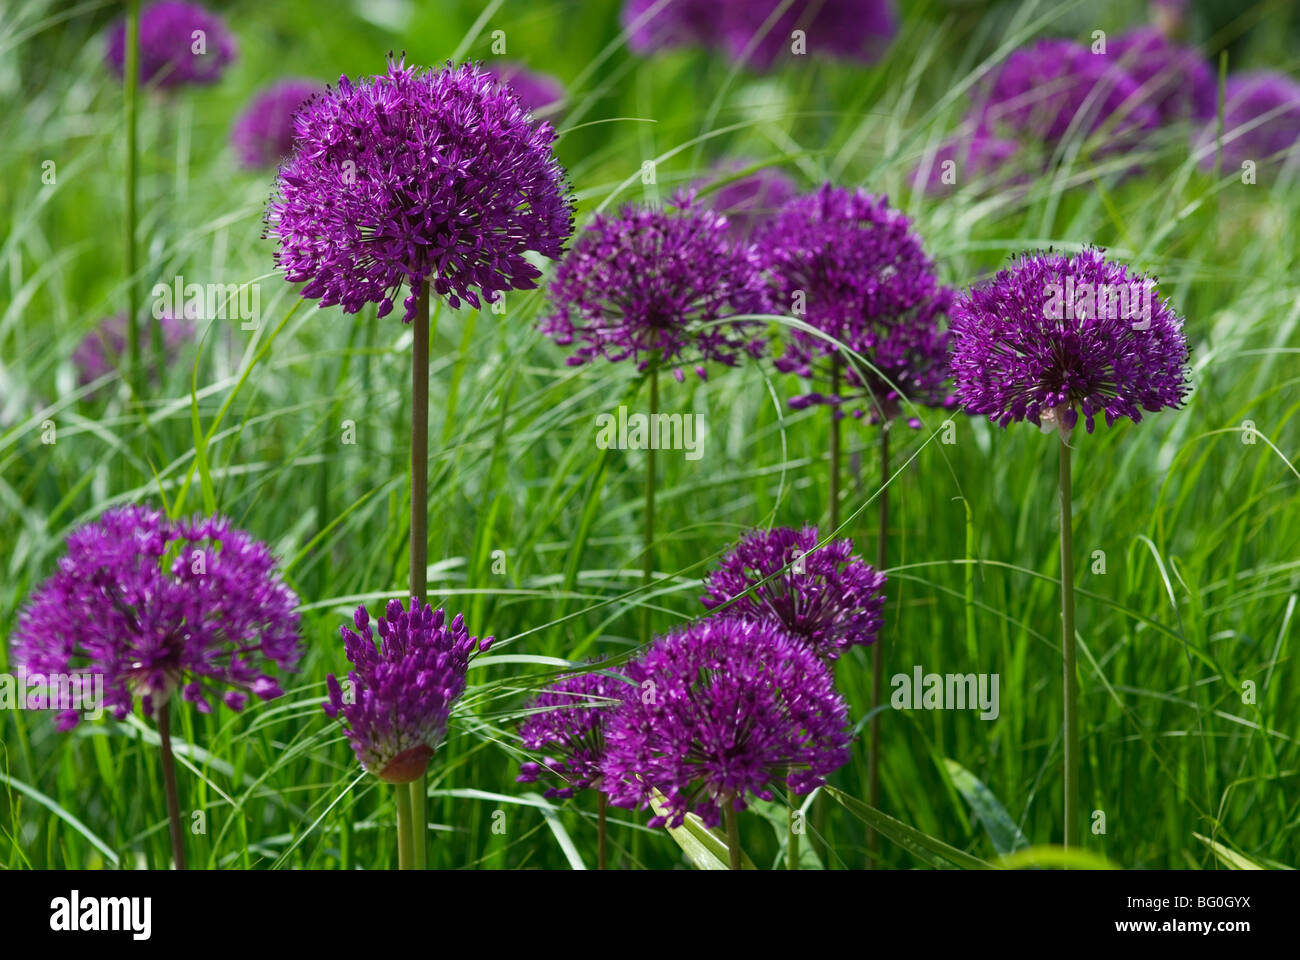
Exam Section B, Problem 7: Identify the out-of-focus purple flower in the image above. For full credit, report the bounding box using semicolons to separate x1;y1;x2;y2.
1103;27;1213;123
622;0;723;55
484;62;565;115
756;184;953;423
516;663;628;798
324;599;492;783
697;160;798;238
721;0;897;72
950;247;1190;434
1195;71;1300;174
909;132;1025;195
12;507;301;730
73;311;193;388
540;192;771;380
601;617;850;829
106;1;237;89
230;78;320;170
266;57;574;323
976;39;1159;150
701;525;886;661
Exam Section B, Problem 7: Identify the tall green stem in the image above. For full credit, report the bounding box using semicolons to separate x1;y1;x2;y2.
395;781;414;870
124;0;140;397
640;358;659;643
867;426;889;865
1059;434;1079;850
597;792;608;871
725;804;743;871
828;357;842;531
156;702;186;870
409;283;431;868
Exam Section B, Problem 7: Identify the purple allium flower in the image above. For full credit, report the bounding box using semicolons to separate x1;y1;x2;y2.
720;0;897;72
540;192;771;380
72;311;193;388
484;62;565;115
230;78;320;170
701;525;886;661
106;1;237;89
1103;27;1214;123
1195;71;1300;174
601;617;851;829
949;247;1190;434
11;507;301;730
756;184;953;422
621;0;723;55
516;664;628;798
909;132;1025;195
266;57;574;323
698;160;798;238
324;598;493;783
976;39;1159;149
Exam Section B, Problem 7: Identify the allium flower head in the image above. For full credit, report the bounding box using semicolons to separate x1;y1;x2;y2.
950;247;1190;433
701;525;886;661
910;132;1025;195
106;1;237;89
541;193;771;380
267;57;574;322
12;507;301;730
1104;27;1214;123
756;184;953;423
230;78;320;170
485;62;565;115
324;598;493;783
601;617;851;829
622;0;724;55
516;663;628;798
720;0;896;72
976;39;1158;149
698;160;797;238
1195;71;1300;174
73;311;193;388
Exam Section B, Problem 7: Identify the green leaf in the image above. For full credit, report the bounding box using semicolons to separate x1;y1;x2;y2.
648;790;755;870
1193;833;1264;870
998;845;1121;870
943;758;1029;855
823;785;990;870
747;795;823;869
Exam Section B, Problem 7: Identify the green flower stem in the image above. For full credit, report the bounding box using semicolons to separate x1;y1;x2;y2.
640;356;659;644
597;791;608;871
1059;433;1079;850
395;781;414;870
725;804;743;871
124;0;140;397
409;282;431;868
155;701;186;870
867;424;889;864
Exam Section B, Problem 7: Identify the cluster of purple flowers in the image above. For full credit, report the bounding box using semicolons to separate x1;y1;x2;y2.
949;248;1190;433
324;599;493;783
623;0;896;72
12;507;302;729
540;192;770;380
514;525;883;831
73;311;193;388
107;1;237;88
267;57;574;321
229;79;321;170
915;21;1300;192
756;184;954;424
